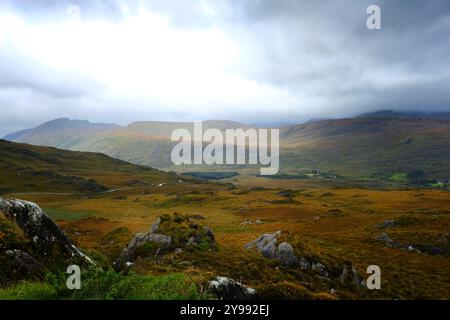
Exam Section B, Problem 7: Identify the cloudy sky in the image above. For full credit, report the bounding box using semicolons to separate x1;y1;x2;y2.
0;0;449;136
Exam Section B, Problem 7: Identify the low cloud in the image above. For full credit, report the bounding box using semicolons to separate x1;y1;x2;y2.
0;0;449;136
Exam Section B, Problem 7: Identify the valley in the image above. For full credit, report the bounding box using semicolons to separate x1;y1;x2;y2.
5;112;450;181
1;139;449;300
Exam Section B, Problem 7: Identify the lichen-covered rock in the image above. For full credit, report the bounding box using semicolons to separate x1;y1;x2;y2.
276;242;298;266
245;231;281;251
245;231;280;260
114;213;216;270
130;233;172;252
209;276;257;300
115;232;172;268
261;241;277;259
245;231;364;291
245;232;298;266
0;198;93;266
150;218;161;233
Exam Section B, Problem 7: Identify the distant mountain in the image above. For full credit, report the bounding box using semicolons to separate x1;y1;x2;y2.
304;117;332;124
358;110;450;120
3;118;121;149
2;128;33;141
126;120;251;137
3;119;252;168
4;112;450;179
31;118;120;133
250;121;296;128
279;116;450;179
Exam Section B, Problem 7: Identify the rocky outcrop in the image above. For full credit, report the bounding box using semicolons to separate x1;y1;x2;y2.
0;198;94;285
208;276;257;300
276;242;298;267
0;198;93;265
114;213;216;270
150;218;161;233
113;232;171;270
246;231;364;289
245;231;298;266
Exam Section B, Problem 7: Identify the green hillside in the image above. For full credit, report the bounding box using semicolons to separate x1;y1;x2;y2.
4;114;450;180
0;139;174;195
279;117;450;180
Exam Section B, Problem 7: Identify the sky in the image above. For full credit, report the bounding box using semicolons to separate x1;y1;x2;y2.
0;0;450;136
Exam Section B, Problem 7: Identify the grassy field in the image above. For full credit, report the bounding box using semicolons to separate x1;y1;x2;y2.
5;178;448;300
1;139;449;300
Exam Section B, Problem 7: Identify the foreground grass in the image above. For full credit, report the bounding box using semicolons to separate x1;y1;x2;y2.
0;269;212;300
10;185;450;300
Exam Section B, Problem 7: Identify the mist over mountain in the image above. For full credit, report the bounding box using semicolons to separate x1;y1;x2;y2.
4;111;450;180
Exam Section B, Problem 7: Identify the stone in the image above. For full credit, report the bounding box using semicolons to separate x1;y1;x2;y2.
114;215;216;270
276;242;298;266
0;198;93;265
209;276;257;300
260;239;277;259
150;218;161;233
245;231;281;251
246;232;302;267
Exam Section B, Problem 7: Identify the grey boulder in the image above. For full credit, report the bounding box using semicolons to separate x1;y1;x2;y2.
209;276;257;300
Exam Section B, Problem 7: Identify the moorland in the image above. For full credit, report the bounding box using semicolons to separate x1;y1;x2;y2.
0;130;449;299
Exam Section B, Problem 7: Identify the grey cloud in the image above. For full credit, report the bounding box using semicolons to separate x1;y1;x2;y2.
0;46;104;99
0;0;127;22
218;0;450;116
0;0;449;135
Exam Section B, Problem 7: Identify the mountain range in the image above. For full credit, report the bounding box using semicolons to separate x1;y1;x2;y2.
3;111;450;180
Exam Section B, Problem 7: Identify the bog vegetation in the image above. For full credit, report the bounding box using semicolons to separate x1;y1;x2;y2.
0;139;449;300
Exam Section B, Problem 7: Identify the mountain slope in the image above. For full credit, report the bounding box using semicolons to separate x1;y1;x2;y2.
7;118;121;150
2;129;33;141
357;110;450;120
0;139;173;195
4;119;252;169
4;114;450;180
279;116;450;179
